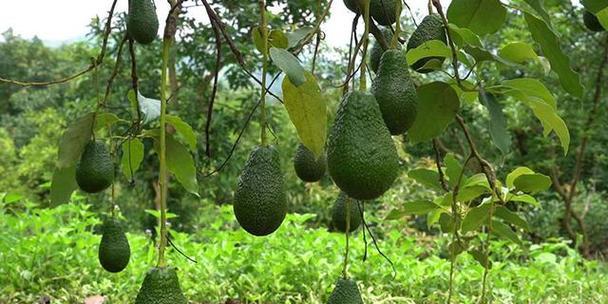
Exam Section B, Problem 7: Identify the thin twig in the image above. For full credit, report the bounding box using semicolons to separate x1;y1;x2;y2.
205;19;223;157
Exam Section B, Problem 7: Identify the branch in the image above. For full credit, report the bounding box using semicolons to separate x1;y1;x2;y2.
0;0;119;87
205;19;223;157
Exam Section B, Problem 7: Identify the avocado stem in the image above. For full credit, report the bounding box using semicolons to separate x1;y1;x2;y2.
259;0;269;146
359;0;371;91
390;1;402;49
342;197;351;279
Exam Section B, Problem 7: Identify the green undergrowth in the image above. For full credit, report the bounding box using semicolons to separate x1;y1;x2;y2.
0;199;606;304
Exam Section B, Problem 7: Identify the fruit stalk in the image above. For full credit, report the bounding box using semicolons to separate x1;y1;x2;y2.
259;0;268;146
341;197;351;279
359;0;371;91
156;36;172;268
390;1;402;49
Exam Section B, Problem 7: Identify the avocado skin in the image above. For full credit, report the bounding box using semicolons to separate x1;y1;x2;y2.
331;192;362;233
584;11;605;32
234;146;287;236
370;0;398;26
294;144;326;183
135;267;187;304
372;49;418;135
327;92;400;200
98;218;130;273
127;0;160;44
370;28;397;74
406;14;447;73
75;141;114;193
328;278;364;304
343;0;360;13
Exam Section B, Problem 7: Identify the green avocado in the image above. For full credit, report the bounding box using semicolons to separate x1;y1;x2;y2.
327;92;400;200
331;192;362;233
343;0;360;13
127;0;160;44
584;11;605;32
98;218;130;273
328;278;364;304
135;267;187;304
294;143;326;183
75;140;114;193
372;49;418;135
370;0;399;26
234;146;287;236
406;14;447;73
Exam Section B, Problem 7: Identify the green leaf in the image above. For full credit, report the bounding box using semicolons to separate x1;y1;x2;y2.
513;173;551;194
494;206;530;231
385;201;442;219
461;202;492;233
269;30;289;49
447;0;507;35
155;135;199;196
94;112;123;131
508;194;539;206
506;167;535;188
458;185;490;202
479;91;511;153
57;113;94;169
581;0;608;13
499;42;539;64
405;40;451;67
448;24;483;47
469;249;492;268
120;139;144;180
408;168;441;191
503;78;556;109
445;153;464;188
286;27;315;48
50;165;78;206
596;8;608;30
409;82;460;143
492;219;522;245
282;71;327;157
529;101;570;154
524;12;583;97
269;47;306;86
166;115;197;151
251;26;266;54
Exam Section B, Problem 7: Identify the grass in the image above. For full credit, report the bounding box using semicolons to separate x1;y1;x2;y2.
0;199;607;303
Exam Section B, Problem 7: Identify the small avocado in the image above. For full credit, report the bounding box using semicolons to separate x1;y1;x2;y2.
234;146;287;236
98;218;130;273
584;11;605;32
370;28;400;74
127;0;160;44
294;143;326;183
370;0;399;26
328;277;364;304
406;14;447;73
372;49;418;134
331;192;362;233
343;0;360;13
135;267;187;304
327;92;400;200
75;140;114;193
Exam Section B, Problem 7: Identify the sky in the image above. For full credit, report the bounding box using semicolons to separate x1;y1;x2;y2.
0;0;448;47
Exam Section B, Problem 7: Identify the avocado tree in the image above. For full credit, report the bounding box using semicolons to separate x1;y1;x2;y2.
0;0;607;303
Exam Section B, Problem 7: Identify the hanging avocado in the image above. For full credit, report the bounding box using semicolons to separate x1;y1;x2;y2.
406;14;447;73
293;143;326;183
328;277;364;304
135;267;187;304
331;192;362;233
127;0;160;44
75;140;114;193
583;11;605;32
98;218;130;273
370;0;399;26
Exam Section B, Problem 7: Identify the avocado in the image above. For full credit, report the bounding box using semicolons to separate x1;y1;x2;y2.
234;146;287;236
135;267;187;304
75;140;114;193
370;0;399;26
328;278;364;304
294;143;326;183
331;192;362;233
98;218;130;273
370;28;397;74
327;92;400;200
406;14;447;73
127;0;160;44
372;49;418;134
343;0;360;13
584;11;605;32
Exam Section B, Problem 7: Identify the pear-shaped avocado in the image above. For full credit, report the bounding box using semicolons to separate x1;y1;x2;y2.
327;92;400;200
98;218;130;273
331;192;362;233
127;0;160;44
328;278;364;304
372;49;418;135
294;144;326;183
584;11;605;32
135;267;187;304
370;0;399;26
406;14;447;73
234;145;287;236
75;140;114;193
